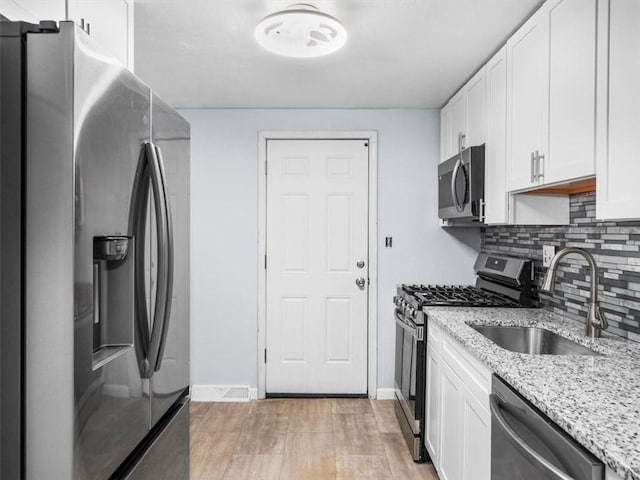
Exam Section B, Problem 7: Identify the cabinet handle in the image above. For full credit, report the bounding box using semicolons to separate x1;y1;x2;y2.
536;151;544;181
530;152;535;183
458;132;466;153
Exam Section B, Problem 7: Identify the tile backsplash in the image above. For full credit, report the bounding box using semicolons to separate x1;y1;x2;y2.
481;191;640;341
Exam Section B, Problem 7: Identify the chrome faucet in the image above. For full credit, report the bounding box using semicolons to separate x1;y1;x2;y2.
540;247;608;338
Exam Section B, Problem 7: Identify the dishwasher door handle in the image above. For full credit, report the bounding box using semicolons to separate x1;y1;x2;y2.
489;394;574;480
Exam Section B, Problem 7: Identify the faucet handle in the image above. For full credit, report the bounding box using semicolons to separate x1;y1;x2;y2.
594;305;608;331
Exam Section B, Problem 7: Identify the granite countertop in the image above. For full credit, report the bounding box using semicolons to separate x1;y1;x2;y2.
423;306;640;480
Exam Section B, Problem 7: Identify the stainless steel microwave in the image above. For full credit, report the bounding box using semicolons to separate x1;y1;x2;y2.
438;145;485;222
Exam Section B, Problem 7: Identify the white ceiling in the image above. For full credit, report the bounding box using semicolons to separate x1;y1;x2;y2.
134;0;542;109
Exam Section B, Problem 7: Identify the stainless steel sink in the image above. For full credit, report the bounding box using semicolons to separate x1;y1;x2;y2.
470;325;599;355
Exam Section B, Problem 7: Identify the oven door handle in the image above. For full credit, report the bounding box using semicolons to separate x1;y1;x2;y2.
395;311;423;341
489;395;574;480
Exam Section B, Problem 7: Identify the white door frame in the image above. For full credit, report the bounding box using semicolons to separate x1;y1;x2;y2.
257;131;378;399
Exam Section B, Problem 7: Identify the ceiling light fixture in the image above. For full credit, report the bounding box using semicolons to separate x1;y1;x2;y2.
254;4;347;58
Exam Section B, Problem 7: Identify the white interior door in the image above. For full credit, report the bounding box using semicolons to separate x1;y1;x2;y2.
265;139;369;395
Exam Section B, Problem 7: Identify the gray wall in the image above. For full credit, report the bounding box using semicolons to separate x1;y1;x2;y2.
482;192;640;342
180;108;481;390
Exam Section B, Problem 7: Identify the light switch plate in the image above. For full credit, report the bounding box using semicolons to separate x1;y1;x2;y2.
542;245;557;267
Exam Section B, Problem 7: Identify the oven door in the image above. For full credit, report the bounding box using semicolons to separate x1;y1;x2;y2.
394;310;426;461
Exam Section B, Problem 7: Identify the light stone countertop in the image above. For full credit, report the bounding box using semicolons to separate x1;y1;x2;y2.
423;306;640;480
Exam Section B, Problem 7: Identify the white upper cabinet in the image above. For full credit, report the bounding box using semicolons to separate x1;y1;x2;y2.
596;0;640;220
0;0;134;71
440;103;452;163
507;0;596;191
484;46;508;224
440;68;487;163
449;88;467;154
545;0;597;184
67;0;133;71
465;68;486;149
506;7;548;191
0;0;65;22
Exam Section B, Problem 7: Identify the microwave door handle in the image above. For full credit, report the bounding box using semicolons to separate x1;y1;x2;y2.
489;395;574;480
450;157;463;212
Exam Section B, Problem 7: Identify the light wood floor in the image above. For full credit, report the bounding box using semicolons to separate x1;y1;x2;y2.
190;398;439;480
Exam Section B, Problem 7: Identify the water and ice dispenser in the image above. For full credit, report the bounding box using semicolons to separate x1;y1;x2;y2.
92;236;134;370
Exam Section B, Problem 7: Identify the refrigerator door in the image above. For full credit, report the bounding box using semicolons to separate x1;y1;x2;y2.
149;93;191;426
71;23;152;479
0;21;37;480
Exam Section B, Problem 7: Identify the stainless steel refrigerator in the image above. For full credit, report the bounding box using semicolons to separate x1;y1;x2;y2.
0;20;190;479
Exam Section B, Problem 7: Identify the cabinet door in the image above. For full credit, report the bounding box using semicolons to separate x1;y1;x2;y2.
450;89;467;153
506;8;548;191
439;361;463;480
67;0;130;69
440;103;452;163
466;68;486;148
596;0;640;220
545;0;597;184
461;388;491;480
1;0;65;22
425;348;441;463
484;46;508;224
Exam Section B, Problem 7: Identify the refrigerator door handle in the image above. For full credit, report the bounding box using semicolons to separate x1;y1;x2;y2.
152;144;174;372
144;142;172;376
129;146;152;375
128;142;171;378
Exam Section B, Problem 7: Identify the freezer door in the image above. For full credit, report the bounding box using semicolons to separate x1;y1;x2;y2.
71;23;152;479
125;398;189;480
149;93;191;426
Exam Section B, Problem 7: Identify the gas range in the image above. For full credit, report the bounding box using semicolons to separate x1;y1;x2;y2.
393;253;536;464
394;253;535;325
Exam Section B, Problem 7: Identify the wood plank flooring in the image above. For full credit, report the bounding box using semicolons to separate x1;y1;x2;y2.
190;399;439;480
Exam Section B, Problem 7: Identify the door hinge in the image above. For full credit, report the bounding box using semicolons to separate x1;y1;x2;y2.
264;254;267;269
265;160;268;175
264;348;267;363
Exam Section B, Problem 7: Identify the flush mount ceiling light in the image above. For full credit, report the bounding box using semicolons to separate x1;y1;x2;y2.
254;4;347;58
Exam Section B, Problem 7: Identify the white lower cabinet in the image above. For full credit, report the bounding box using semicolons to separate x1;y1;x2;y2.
426;322;491;480
439;360;464;480
460;386;491;480
425;346;441;463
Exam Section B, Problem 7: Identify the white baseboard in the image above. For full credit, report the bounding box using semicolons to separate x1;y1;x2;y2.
376;388;396;400
191;385;254;402
192;385;389;401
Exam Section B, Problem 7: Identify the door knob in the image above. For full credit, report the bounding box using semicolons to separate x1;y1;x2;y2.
356;260;365;269
355;277;366;289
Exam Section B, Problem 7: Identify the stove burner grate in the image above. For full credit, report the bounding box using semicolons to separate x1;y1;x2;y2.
400;284;520;307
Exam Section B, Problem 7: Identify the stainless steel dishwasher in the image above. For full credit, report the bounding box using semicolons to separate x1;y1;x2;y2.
490;375;604;480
